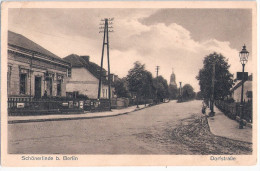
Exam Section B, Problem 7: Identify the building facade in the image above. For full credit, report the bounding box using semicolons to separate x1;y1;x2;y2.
230;74;252;103
8;31;70;99
64;54;115;99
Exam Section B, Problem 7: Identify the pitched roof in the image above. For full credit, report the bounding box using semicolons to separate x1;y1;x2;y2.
231;74;253;92
8;31;67;64
64;54;109;85
63;54;87;67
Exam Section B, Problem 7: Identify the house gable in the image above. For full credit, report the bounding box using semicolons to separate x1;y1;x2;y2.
70;67;98;82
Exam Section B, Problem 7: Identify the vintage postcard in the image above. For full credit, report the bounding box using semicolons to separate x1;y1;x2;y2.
1;1;257;167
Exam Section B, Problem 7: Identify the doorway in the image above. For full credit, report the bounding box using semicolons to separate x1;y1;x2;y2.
35;76;42;98
57;80;61;96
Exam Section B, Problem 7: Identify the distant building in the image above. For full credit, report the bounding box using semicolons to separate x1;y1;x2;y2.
169;69;177;86
7;31;70;99
64;54;115;99
230;74;252;102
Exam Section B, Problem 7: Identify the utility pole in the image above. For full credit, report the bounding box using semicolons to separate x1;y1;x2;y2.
98;18;114;111
210;55;216;117
156;66;160;78
155;66;160;103
179;82;182;102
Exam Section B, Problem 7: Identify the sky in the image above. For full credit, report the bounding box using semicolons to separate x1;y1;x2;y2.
8;8;252;92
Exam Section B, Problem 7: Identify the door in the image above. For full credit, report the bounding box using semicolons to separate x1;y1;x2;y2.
57;80;61;96
35;76;42;98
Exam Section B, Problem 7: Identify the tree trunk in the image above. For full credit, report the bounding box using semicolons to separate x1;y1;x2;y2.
136;95;139;108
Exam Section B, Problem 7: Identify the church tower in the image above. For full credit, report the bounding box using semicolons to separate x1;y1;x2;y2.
170;68;177;86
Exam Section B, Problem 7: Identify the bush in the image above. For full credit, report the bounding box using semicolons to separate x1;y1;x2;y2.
225;98;235;103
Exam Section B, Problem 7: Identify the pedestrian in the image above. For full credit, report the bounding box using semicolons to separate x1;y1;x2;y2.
202;101;206;114
43;90;47;98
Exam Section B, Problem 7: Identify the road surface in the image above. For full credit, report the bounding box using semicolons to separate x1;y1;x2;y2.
8;100;252;154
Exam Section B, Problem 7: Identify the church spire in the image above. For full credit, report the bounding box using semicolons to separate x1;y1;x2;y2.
170;68;177;86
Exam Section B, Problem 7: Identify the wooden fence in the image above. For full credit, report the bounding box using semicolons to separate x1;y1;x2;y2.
8;97;110;116
215;100;252;123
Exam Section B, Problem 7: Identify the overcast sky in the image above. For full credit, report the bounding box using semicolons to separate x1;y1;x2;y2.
8;8;252;91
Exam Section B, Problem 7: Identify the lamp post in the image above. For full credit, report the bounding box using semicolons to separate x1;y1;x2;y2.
239;44;249;129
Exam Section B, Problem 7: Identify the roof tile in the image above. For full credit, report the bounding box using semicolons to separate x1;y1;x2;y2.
8;31;65;63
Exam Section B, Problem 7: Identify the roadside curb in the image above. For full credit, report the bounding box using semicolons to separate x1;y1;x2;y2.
206;115;252;143
8;105;149;124
205;110;252;129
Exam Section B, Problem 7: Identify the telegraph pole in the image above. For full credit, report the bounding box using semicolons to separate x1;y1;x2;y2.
179;82;182;102
155;66;160;103
98;18;114;110
210;56;216;117
156;66;160;78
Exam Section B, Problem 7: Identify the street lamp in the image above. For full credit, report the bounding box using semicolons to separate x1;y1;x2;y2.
239;44;249;129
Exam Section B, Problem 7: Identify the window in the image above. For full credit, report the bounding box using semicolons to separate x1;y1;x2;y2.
46;79;52;96
246;91;252;99
73;91;79;98
7;66;12;92
57;80;61;96
20;73;27;94
67;68;72;78
102;89;105;98
66;92;73;98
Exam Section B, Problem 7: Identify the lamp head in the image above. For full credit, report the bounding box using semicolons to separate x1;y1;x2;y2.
239;44;249;65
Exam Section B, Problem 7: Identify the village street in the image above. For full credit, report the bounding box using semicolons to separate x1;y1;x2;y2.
8;100;252;154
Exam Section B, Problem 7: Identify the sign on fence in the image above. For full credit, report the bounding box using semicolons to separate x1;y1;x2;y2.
62;102;68;106
79;101;84;109
17;103;25;108
85;100;91;106
74;102;79;107
68;101;73;108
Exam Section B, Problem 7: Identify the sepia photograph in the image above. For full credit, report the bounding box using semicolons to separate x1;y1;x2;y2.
1;1;257;166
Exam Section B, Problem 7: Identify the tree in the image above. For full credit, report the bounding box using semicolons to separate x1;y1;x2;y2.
140;70;154;105
196;91;203;100
182;84;195;100
126;61;154;107
168;84;178;99
114;78;130;98
196;52;234;101
153;76;169;102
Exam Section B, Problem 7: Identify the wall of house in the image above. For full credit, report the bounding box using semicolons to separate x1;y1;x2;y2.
66;68;114;99
66;68;98;99
69;68;97;82
232;81;252;102
8;52;68;97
